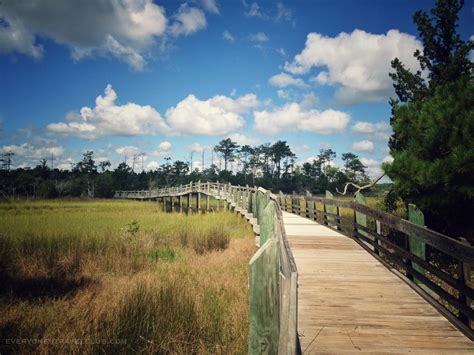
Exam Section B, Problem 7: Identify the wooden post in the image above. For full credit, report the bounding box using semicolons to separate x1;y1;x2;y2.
248;239;279;354
252;187;258;217
206;194;210;212
259;201;275;246
279;191;285;211
460;238;473;329
187;193;191;214
305;191;311;219
325;190;336;226
179;195;183;213
335;205;342;231
355;192;372;251
170;196;175;212
408;204;426;283
197;192;201;213
291;192;295;214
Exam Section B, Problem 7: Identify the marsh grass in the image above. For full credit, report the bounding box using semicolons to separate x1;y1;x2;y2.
0;199;254;354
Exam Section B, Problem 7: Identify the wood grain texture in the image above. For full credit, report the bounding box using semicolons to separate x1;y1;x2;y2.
282;211;474;354
248;238;280;354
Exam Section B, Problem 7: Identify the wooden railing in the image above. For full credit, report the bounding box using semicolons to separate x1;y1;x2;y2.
116;182;474;343
115;182;300;354
279;190;474;340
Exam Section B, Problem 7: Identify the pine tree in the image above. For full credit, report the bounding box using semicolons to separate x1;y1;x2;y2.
383;0;473;238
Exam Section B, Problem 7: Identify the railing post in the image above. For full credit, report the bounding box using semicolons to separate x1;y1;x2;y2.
312;200;317;222
355;191;370;247
197;181;201;213
460;238;473;329
408;204;426;284
291;192;296;214
325;191;336;227
246;185;250;211
305;191;311;219
279;191;285;211
248;239;280;354
187;193;191;214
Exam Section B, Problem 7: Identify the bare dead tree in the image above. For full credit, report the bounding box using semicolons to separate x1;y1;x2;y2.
336;173;386;196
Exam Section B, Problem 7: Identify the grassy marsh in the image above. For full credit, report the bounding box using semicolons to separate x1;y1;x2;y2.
0;199;255;354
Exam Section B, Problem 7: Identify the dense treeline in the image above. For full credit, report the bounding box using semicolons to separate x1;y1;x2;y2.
0;140;371;199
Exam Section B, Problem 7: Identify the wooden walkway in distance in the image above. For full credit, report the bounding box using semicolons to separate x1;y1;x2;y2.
282;211;474;354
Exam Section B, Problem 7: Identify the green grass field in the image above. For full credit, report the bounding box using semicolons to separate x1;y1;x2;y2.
0;199;255;354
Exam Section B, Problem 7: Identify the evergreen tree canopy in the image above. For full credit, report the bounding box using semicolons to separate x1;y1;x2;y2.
384;0;474;238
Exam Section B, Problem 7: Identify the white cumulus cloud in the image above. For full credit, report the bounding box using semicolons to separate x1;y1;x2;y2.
165;93;259;136
352;121;391;141
200;0;220;14
0;143;64;159
351;140;375;152
170;4;207;37
115;146;140;157
150;141;172;157
159;141;172;151
253;103;350;135
0;0;167;70
269;72;307;88
228;133;261;146
47;85;169;139
360;157;383;177
284;29;422;103
146;161;160;171
189;142;208;153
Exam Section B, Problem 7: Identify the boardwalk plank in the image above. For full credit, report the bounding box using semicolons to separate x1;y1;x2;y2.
282;211;474;353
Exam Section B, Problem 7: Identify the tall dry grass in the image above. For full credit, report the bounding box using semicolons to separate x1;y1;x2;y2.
0;199;255;354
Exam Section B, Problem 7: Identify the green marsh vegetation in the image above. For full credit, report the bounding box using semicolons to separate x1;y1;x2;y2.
0;199;255;354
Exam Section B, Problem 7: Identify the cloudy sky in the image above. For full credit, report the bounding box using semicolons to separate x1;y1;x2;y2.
0;0;472;175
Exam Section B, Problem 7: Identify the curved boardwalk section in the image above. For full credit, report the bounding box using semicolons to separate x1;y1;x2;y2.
283;212;474;353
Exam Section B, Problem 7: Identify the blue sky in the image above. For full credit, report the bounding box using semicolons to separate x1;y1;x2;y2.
0;0;472;175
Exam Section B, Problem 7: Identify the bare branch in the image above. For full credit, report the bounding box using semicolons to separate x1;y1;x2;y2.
336;173;386;196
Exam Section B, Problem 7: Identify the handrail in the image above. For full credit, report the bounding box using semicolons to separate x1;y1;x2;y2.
115;182;299;354
288;194;474;263
279;192;474;339
115;182;474;343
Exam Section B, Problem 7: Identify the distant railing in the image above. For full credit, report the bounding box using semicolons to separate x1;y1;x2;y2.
115;182;300;354
278;190;474;340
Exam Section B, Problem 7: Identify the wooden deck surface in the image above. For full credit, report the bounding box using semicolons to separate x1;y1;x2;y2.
282;211;474;354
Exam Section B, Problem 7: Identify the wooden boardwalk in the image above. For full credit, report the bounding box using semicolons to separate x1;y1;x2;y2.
282;211;474;354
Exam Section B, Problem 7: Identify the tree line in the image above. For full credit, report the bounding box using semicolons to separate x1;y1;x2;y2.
0;141;372;200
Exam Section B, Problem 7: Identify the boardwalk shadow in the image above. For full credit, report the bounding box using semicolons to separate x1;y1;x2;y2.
0;275;96;300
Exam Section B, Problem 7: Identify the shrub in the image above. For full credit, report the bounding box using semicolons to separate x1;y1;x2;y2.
148;247;176;262
192;226;230;254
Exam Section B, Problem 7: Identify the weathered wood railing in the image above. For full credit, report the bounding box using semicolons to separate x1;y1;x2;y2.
279;190;474;340
115;182;300;354
116;182;474;342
